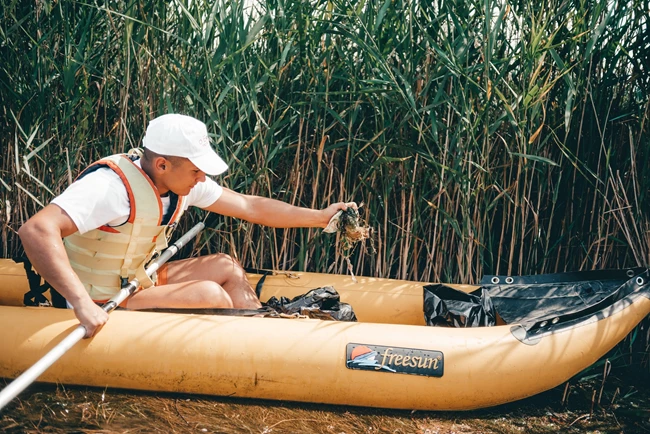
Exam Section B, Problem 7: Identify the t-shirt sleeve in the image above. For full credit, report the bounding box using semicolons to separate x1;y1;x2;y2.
51;169;130;234
185;176;223;210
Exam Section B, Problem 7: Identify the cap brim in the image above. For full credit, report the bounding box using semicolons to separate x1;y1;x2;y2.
190;151;228;175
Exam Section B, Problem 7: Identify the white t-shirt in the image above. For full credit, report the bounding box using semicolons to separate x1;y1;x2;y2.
52;160;223;234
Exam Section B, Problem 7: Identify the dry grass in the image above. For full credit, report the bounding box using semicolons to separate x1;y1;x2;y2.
1;370;648;434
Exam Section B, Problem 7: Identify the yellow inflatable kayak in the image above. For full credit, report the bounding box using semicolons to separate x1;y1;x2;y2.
0;258;648;411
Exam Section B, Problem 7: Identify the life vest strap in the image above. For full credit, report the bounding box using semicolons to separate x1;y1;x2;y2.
15;257;67;309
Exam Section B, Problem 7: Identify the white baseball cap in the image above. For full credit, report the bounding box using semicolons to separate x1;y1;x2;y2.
142;114;228;175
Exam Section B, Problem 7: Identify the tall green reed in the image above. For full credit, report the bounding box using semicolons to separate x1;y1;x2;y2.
1;0;648;284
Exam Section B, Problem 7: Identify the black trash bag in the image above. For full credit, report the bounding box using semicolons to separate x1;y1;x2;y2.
264;286;357;322
423;284;496;327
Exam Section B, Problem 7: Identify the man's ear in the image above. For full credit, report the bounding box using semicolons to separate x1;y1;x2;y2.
154;157;168;172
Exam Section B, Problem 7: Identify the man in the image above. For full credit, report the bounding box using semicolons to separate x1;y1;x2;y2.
18;114;355;338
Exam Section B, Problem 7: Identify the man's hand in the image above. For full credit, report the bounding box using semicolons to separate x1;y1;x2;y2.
320;202;358;228
72;299;110;338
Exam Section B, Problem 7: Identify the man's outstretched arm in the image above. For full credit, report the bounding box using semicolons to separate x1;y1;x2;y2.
204;188;356;228
18;205;109;337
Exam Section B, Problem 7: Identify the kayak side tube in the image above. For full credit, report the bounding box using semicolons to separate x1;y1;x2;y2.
1;288;649;411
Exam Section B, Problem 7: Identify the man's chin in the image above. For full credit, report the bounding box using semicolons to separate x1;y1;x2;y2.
170;188;192;196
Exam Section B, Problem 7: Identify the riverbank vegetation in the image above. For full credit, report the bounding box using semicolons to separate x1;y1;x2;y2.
2;0;647;278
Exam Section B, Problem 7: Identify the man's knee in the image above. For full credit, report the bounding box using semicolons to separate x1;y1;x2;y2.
212;253;241;267
195;281;234;308
210;253;247;278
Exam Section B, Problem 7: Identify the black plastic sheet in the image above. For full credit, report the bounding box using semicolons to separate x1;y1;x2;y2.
424;268;649;329
265;286;357;321
481;268;646;329
423;284;496;327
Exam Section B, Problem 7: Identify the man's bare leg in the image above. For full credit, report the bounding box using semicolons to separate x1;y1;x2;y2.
126;279;234;309
126;253;261;310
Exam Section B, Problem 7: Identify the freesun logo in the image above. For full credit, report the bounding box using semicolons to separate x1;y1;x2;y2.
346;343;444;377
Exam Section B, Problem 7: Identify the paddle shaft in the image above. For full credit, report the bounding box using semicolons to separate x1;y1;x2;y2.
0;222;205;411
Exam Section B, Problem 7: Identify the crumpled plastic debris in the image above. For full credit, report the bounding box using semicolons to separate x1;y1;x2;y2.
264;286;357;321
323;210;344;233
423;284;496;327
323;207;371;241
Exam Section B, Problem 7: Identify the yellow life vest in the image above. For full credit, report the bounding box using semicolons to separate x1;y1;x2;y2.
63;154;187;302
